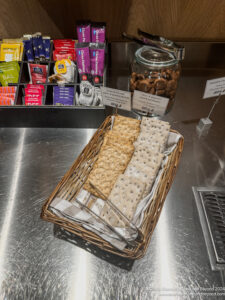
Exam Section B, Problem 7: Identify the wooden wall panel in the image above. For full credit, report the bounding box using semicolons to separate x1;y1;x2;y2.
126;0;225;41
0;0;63;38
0;0;225;41
37;0;131;39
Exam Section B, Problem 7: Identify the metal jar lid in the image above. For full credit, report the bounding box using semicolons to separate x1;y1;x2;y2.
135;46;178;68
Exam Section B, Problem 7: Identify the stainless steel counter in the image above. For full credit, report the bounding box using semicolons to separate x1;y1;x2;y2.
0;42;225;299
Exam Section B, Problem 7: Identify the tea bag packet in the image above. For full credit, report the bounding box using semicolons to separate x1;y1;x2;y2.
90;43;105;84
75;43;91;82
33;32;45;59
0;85;16;106
77;23;91;43
53;39;76;61
0;42;21;61
23;33;51;62
78;81;95;106
0;61;20;86
91;23;106;43
53;59;76;84
42;37;51;60
23;36;34;62
28;63;47;84
93;87;103;106
24;84;44;106
53;86;74;106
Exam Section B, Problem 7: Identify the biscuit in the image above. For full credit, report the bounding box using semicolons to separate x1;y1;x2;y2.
84;145;131;197
100;174;146;226
129;151;164;175
125;165;155;196
84;168;121;198
102;132;134;155
114;115;140;128
134;142;161;153
141;117;170;133
135;133;168;152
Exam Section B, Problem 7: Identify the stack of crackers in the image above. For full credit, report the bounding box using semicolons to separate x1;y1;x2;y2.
83;115;140;198
83;115;171;227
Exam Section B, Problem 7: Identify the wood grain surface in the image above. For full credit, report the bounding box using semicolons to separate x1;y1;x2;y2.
0;0;63;38
0;0;225;41
127;0;225;41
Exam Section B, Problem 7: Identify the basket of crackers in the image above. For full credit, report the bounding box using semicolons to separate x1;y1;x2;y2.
41;114;184;259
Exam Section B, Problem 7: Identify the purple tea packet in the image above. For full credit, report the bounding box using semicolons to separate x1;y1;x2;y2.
54;96;74;106
91;25;105;43
54;86;74;91
53;86;74;105
54;87;74;96
75;43;91;81
77;24;91;43
54;93;74;99
90;43;105;84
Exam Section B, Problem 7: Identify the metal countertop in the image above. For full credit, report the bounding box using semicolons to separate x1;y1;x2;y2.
0;42;225;299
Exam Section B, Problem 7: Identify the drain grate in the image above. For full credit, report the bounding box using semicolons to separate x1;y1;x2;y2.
193;187;225;270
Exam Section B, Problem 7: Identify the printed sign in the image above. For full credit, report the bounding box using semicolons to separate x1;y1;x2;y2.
133;90;169;116
203;77;225;99
101;87;131;111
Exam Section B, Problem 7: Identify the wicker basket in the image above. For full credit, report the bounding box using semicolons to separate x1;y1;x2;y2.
41;115;184;259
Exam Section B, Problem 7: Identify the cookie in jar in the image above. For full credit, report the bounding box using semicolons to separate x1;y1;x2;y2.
130;46;181;113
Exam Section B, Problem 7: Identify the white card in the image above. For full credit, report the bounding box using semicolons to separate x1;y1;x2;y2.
133;90;169;116
203;77;225;99
101;87;131;111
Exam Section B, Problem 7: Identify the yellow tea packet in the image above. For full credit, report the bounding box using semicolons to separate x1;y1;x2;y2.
0;43;21;61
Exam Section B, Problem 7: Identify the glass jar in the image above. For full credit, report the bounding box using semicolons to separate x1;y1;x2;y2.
130;46;181;113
